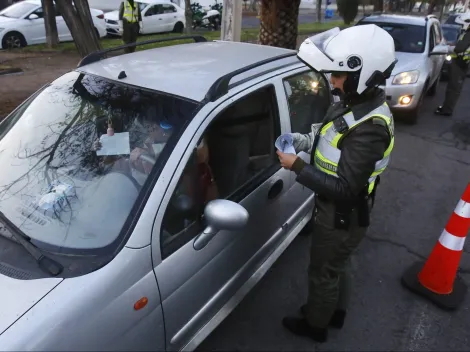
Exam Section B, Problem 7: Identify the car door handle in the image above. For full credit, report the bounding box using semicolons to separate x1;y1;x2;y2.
267;179;283;200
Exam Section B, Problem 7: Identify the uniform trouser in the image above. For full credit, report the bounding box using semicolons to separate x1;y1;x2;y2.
305;196;368;329
442;60;468;113
123;21;140;54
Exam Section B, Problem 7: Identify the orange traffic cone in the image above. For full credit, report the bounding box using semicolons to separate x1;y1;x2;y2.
402;183;470;310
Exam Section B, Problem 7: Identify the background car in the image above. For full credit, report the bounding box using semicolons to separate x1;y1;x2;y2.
0;0;107;49
356;14;448;124
104;0;185;37
0;35;332;351
441;23;465;80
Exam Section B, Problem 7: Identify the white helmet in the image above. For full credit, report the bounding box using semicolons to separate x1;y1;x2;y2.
455;13;470;31
297;24;397;96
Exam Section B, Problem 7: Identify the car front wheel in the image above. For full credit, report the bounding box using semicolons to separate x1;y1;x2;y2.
2;31;26;49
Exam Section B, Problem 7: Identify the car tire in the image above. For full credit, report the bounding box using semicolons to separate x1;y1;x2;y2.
427;75;439;96
2;31;26;49
173;22;184;33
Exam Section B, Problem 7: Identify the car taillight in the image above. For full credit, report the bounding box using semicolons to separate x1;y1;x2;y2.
97;14;104;19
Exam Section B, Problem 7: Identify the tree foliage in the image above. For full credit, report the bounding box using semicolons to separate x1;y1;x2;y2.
337;0;359;25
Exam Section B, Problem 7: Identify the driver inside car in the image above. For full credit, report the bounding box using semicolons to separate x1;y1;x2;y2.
92;117;173;176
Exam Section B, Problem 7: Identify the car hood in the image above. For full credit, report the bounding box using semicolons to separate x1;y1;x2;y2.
0;273;62;335
0;16;19;26
105;10;119;21
392;52;423;75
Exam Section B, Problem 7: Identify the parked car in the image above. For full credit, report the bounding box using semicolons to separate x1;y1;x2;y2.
0;0;107;49
441;23;465;80
356;14;448;123
0;35;333;351
105;0;185;37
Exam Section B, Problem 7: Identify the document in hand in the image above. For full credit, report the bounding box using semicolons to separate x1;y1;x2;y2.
96;132;131;156
275;134;296;154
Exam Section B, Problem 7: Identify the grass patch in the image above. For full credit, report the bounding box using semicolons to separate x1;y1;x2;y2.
18;20;347;54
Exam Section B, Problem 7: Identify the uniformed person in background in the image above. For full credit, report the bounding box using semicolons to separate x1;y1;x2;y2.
435;13;470;116
276;25;397;343
119;0;143;54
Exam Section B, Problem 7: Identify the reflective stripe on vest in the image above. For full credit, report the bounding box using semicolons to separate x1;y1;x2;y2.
313;102;395;194
450;33;470;61
123;1;138;23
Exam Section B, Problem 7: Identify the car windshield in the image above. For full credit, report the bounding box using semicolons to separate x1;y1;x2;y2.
443;27;460;45
0;71;198;253
0;2;37;18
359;22;426;53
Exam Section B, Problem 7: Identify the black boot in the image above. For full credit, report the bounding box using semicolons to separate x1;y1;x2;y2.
282;317;328;343
434;106;452;116
300;305;346;329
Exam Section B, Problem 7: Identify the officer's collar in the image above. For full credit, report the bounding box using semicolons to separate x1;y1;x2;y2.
344;88;386;121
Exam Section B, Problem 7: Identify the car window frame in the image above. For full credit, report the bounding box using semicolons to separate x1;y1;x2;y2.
281;68;332;133
162;3;177;13
157;83;282;260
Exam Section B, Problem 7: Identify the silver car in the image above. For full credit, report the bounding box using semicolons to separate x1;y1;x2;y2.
356;14;448;124
0;36;334;351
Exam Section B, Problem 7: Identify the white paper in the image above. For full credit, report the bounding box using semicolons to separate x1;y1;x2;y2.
311;123;322;137
96;132;131;156
275;134;297;155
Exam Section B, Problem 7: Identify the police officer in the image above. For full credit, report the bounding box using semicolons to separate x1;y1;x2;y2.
119;0;143;54
435;13;470;116
276;25;397;343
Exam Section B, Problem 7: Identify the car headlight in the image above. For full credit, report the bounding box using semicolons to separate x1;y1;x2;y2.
446;55;452;61
392;70;420;85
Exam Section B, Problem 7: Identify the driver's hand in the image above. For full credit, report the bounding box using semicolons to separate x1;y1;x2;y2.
130;147;145;163
92;139;102;151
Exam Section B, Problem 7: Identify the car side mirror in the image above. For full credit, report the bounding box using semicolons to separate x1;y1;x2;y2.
429;44;449;56
28;13;39;20
193;199;249;250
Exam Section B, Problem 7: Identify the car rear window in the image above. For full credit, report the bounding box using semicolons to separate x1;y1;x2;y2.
358;21;427;53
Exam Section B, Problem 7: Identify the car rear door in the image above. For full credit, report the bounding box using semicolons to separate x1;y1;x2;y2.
142;4;165;34
152;81;294;351
160;3;178;31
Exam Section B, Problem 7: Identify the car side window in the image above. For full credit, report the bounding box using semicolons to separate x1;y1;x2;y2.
146;5;163;16
160;86;281;259
162;4;177;13
282;70;331;134
32;7;44;18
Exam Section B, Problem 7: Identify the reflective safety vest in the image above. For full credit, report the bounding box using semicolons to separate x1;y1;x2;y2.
123;1;139;23
313;103;395;194
449;32;470;61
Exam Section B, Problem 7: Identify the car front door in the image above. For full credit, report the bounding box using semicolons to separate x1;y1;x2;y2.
142;4;164;34
152;82;295;351
428;22;442;83
274;67;332;230
21;7;46;44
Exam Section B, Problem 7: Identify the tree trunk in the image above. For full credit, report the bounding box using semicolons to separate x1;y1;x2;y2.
55;0;101;58
427;0;437;14
258;0;301;49
418;1;424;12
41;0;59;48
184;0;192;34
316;0;322;23
374;0;384;11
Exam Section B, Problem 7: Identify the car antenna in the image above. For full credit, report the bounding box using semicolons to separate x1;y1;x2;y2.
118;70;127;79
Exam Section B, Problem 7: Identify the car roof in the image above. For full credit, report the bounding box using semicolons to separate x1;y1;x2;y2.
139;0;177;5
360;14;432;26
77;41;298;102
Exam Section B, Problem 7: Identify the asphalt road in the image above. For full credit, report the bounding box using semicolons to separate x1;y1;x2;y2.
198;80;470;351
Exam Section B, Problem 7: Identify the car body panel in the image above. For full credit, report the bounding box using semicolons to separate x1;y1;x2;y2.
0;246;165;351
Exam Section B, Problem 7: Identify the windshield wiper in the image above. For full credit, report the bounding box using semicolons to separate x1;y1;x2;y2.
0;211;63;277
